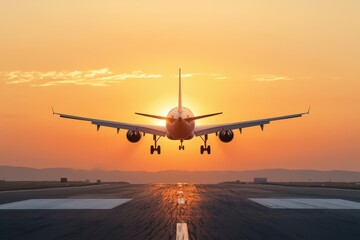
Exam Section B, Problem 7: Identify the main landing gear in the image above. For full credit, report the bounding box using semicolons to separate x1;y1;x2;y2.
150;135;161;154
179;140;185;150
200;135;211;154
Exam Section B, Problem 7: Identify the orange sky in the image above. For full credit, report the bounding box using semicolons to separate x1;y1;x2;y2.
0;1;359;171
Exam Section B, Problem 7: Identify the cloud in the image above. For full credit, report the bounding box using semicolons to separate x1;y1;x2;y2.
181;73;194;78
0;68;162;87
252;74;292;82
176;72;228;80
0;68;229;86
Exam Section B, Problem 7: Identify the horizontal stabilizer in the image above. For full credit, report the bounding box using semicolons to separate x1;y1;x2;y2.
185;112;222;122
135;112;175;122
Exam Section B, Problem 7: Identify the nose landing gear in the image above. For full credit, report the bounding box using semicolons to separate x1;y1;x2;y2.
200;135;211;154
150;135;161;154
179;140;185;150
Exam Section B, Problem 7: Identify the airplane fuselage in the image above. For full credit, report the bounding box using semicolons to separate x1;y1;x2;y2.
166;107;195;140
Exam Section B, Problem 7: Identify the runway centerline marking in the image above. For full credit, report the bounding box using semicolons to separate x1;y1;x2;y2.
0;198;132;210
176;223;189;240
249;198;360;209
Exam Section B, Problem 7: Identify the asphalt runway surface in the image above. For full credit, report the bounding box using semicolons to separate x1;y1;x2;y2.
1;183;360;240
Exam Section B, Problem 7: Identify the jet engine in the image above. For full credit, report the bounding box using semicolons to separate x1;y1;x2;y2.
218;130;234;143
126;130;142;143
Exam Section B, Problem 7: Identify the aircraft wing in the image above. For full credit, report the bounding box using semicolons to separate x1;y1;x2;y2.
194;108;310;136
52;110;167;136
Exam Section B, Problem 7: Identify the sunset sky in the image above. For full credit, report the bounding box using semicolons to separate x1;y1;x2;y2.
0;1;359;171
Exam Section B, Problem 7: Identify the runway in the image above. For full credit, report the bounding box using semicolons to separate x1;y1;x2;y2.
1;183;360;240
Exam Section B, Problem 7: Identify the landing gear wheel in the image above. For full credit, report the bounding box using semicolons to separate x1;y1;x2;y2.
150;135;162;155
207;145;211;154
179;140;185;151
200;135;211;154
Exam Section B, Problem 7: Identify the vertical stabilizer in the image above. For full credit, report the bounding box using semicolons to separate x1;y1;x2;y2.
178;68;182;112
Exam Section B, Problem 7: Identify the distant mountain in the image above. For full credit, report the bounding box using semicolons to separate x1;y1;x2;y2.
1;166;360;183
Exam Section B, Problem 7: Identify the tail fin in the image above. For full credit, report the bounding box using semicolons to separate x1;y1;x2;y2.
178;68;182;113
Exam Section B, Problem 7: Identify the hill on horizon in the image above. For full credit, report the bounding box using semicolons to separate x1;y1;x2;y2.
1;166;360;184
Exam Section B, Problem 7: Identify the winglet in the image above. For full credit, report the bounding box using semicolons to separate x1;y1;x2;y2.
51;106;59;116
307;105;311;114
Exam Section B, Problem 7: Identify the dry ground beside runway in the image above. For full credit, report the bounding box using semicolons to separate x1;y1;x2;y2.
0;183;360;240
262;182;360;190
0;181;102;191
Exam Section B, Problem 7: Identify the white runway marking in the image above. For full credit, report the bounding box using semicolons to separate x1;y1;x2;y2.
0;198;132;210
249;198;360;209
176;223;189;240
178;197;185;204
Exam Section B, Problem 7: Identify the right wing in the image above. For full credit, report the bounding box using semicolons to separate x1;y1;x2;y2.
52;109;166;136
194;107;310;136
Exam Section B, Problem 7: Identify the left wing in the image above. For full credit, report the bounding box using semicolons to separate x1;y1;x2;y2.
194;107;310;136
52;109;166;136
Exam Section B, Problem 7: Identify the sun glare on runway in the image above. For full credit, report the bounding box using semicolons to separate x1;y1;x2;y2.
157;182;200;227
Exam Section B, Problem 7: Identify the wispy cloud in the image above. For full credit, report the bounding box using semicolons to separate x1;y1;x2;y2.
181;73;194;78
252;74;292;82
1;68;230;87
177;72;228;80
0;68;162;87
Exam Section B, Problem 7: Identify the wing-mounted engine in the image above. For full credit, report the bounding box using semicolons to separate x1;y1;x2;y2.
126;130;142;143
218;130;234;143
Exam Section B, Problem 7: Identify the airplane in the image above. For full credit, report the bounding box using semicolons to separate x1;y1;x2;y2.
52;68;310;154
